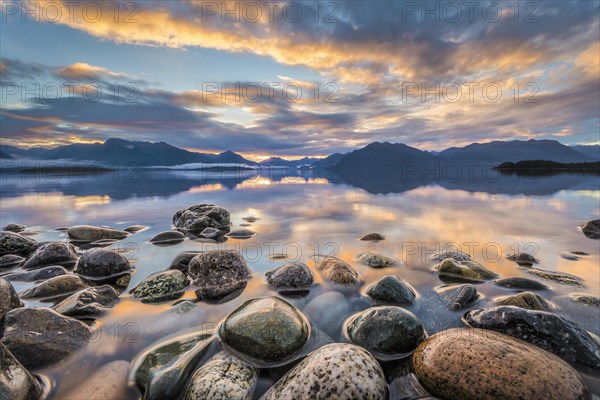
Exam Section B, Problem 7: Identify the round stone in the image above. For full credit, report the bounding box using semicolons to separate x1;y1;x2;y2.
0;231;37;257
22;241;79;269
76;248;131;279
131;270;189;303
365;275;416;306
265;262;314;291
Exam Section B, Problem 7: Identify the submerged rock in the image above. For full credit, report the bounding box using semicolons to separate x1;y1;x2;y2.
168;251;202;273
413;328;590;400
76;248;131;279
265;262;314;291
225;229;256;239
148;231;185;245
569;293;600;307
496;291;551;311
435;258;498;283
317;256;359;286
562;254;580;261
359;232;385;241
184;352;259;400
131;270;189;303
5;266;69;282
344;306;426;357
188;250;251;300
464;306;600;370
124;225;148;233
53;285;119;319
3;224;26;233
200;227;222;238
430;250;471;263
1;307;93;369
506;252;539;266
19;274;90;301
60;360;129;400
365;275;416;306
219;296;309;363
172;204;230;232
0;278;22;318
67;225;129;242
435;284;479;311
495;277;548;290
303;291;350;339
0;232;37;257
356;252;398;268
130;331;213;400
242;216;258;223
22;242;79;269
580;219;600;239
0;342;43;400
0;254;24;269
261;343;387;400
522;267;583;286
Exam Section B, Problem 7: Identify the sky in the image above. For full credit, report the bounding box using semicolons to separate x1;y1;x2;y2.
0;0;599;160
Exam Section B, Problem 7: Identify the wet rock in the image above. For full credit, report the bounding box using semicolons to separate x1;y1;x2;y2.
220;296;309;363
0;254;24;269
464;306;600;370
148;231;185;245
3;224;25;233
188;250;251;300
506;252;539;266
76;248;131;279
0;342;43;400
522;267;583;286
356;252;398;268
366;275;416;306
67;225;129;242
0;278;22;318
22;242;79;270
225;228;256;239
242;216;259;223
262;343;387;400
130;331;213;400
570;251;589;256
53;285;119;319
430;250;471;263
124;225;148;233
570;293;600;307
168;251;202;273
496;291;551;311
413;328;590;400
303;291;350;339
562;254;580;261
19;274;90;301
172;203;230;232
184;352;259;400
359;232;385;241
317;256;359;286
265;262;314;291
200;227;221;238
1;307;93;369
435;284;479;311
5;266;69;282
89;239;118;247
131;270;189;303
0;232;37;257
345;306;426;357
580;219;600;239
495;277;548;290
435;258;498;283
60;360;129;400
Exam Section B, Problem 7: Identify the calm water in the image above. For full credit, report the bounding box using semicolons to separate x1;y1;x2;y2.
1;169;599;398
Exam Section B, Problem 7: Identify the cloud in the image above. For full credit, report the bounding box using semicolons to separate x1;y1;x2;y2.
56;62;125;80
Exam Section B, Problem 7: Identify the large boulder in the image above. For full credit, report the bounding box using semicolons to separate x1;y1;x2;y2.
0;232;37;257
580;219;600;239
265;262;314;291
22;242;79;269
0;343;43;400
365;275;416;306
172;204;230;232
76;248;131;279
188;250;251;301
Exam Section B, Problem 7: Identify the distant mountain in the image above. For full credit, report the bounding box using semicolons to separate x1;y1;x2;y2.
0;150;13;159
312;152;347;171
0;145;49;158
571;145;600;160
259;156;320;167
440;139;595;164
204;150;256;165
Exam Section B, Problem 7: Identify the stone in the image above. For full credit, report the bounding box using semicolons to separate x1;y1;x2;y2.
124;225;148;233
148;231;185;245
53;285;119;319
76;248;131;279
522;267;583;286
356;252;398;268
261;343;387;400
344;306;426;357
22;242;79;269
131;270;189;303
496;291;551;311
430;250;471;263
562;254;580;261
580;219;600;239
130;331;213;400
5;266;69;282
225;229;256;239
184;352;259;400
188;250;251;300
172;204;230;232
19;275;90;301
0;343;43;400
242;216;258;223
3;224;26;233
89;239;118;247
365;275;416;306
219;296;309;363
265;262;314;291
60;360;129;400
67;225;129;242
0;254;24;269
0;232;37;257
1;307;93;369
303;291;350;339
0;278;22;318
168;251;202;273
435;284;479;311
317;256;359;286
200;227;221;238
506;252;539;266
464;306;600;370
359;233;385;241
413;328;590;400
435;258;498;283
495;277;549;290
570;293;600;307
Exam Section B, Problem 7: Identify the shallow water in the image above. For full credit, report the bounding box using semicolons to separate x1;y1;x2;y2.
1;169;599;398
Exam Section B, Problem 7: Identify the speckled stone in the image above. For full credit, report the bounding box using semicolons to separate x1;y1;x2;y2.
435;258;498;283
22;242;79;270
359;233;385;241
67;225;129;242
76;248;131;279
345;306;426;357
366;275;416;306
0;342;43;400
188;250;251;300
569;293;600;307
496;291;551;311
19;274;90;301
0;278;22;318
0;254;24;269
464;306;600;370
53;285;119;319
495;277;548;290
131;270;189;303
0;232;37;257
317;257;359;286
435;284;479;311
261;343;387;400
172;204;230;232
506;252;539;266
265;262;314;291
5;266;69;282
220;296;309;363
356;252;398;268
413;328;590;400
184;352;259;400
430;250;471;263
580;219;600;239
522;267;583;286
